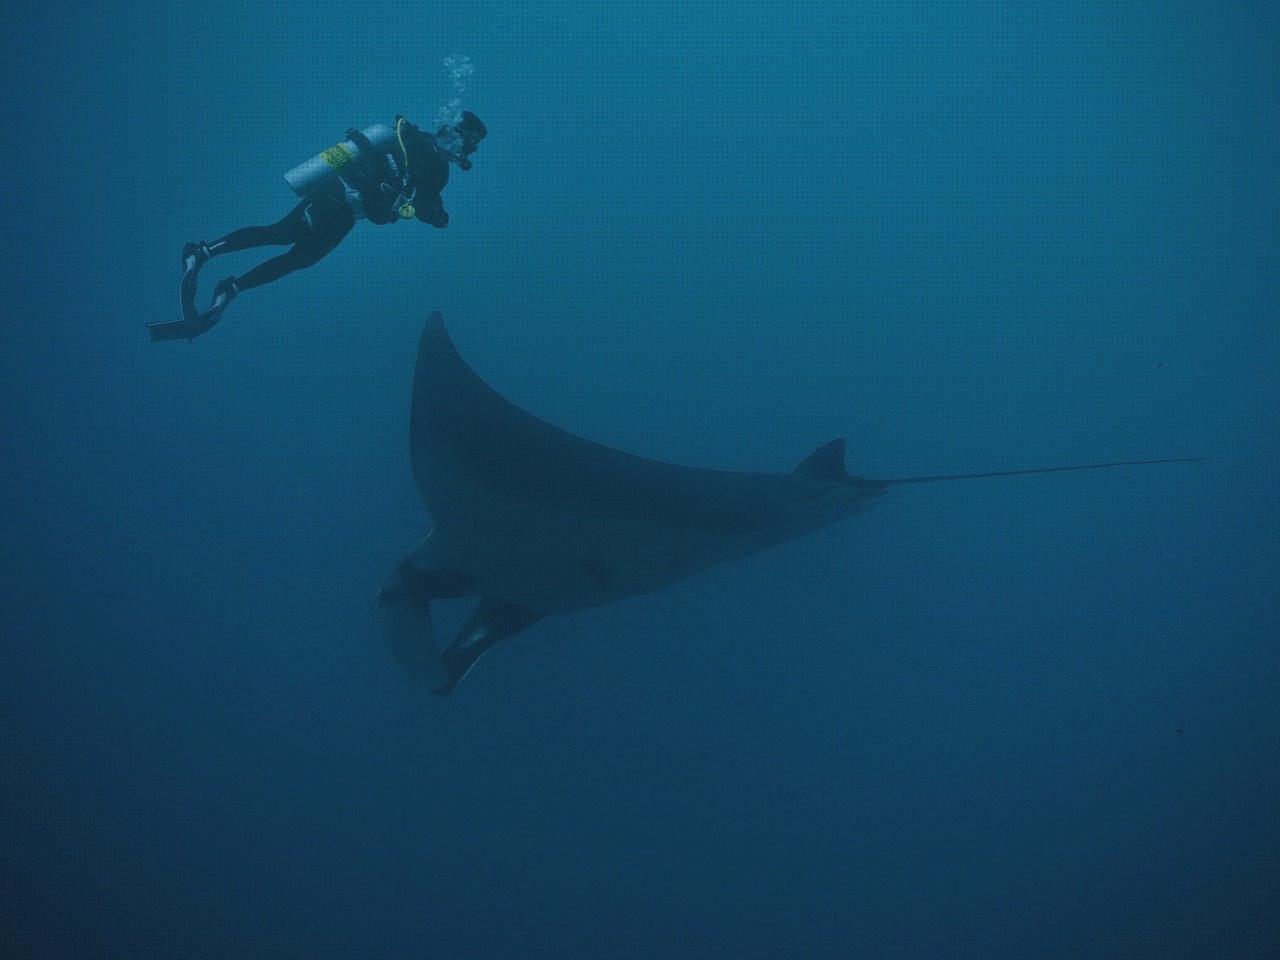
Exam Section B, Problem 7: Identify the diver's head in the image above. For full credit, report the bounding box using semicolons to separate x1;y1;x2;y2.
437;111;487;170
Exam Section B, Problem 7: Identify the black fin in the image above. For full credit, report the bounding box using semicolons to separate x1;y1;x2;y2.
794;439;848;481
147;301;230;342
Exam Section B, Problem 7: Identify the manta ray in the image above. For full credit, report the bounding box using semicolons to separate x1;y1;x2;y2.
378;313;1197;695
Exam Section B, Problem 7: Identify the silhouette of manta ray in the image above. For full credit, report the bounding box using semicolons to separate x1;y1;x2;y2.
377;312;1199;694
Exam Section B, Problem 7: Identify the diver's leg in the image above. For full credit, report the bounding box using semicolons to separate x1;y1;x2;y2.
154;193;352;341
177;201;309;325
203;199;310;256
227;192;355;291
203;222;295;256
230;242;330;291
155;225;309;342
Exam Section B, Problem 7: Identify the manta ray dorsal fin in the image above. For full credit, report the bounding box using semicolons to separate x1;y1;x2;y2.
794;439;849;481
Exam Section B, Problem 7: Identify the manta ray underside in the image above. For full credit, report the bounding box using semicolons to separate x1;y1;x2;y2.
377;312;1198;695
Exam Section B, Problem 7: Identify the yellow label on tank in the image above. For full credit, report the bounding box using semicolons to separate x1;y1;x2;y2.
321;143;354;170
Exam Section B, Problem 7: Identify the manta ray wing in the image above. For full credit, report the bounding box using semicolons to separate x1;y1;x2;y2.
409;311;815;537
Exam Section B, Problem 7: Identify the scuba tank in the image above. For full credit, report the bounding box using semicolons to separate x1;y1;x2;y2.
284;123;399;196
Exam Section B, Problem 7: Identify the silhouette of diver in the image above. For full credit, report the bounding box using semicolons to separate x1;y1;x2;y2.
150;112;486;342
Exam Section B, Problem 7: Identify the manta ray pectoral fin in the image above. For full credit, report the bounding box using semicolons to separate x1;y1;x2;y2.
436;598;544;696
794;438;849;481
377;556;471;689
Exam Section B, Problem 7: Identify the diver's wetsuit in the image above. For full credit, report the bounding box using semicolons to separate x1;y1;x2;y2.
208;121;452;292
208;179;356;291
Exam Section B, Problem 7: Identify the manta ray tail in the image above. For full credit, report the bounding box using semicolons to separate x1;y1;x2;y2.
882;457;1202;487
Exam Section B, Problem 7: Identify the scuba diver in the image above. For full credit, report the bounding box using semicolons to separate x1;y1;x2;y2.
149;111;487;342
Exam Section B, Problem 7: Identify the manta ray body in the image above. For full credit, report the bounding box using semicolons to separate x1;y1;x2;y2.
378;313;1195;694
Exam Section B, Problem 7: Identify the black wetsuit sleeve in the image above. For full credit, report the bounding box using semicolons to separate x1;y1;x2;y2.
415;192;448;227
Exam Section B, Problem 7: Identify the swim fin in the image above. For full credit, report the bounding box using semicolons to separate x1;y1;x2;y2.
148;275;238;342
179;242;210;323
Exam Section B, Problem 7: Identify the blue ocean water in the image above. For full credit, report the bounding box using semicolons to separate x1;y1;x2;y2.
2;1;1276;956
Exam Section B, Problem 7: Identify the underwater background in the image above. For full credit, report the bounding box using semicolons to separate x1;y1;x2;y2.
2;1;1277;957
